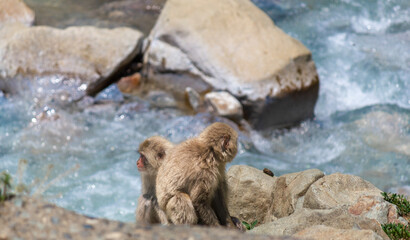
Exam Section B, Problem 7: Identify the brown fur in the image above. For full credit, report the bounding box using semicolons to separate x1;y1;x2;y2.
135;136;174;224
156;122;238;226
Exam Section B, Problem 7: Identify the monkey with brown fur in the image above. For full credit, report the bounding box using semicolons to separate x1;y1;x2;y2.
156;122;238;227
135;136;173;224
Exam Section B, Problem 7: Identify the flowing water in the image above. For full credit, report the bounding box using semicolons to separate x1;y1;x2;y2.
0;0;409;222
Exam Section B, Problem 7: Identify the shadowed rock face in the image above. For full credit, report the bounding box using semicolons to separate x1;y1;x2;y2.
144;0;319;129
241;81;319;130
0;196;295;240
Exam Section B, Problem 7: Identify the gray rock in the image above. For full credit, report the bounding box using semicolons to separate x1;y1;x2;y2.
270;169;324;218
251;207;388;240
144;0;319;129
0;196;294;240
185;87;202;111
293;225;383;240
303;173;382;210
0;0;34;27
205;91;243;120
348;195;406;225
96;0;166;34
0;23;143;96
146;90;178;108
227;165;277;224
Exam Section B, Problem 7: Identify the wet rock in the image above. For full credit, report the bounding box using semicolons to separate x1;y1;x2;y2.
205;91;243;120
0;196;292;240
0;0;34;27
144;0;319;129
270;169;324;218
0;23;143;97
293;225;383;240
146;90;178;108
303;173;382;210
227;165;277;224
117;73;141;94
185;87;202;111
251;207;388;240
263;168;274;177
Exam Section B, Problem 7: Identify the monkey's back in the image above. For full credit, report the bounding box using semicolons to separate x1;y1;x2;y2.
156;138;220;210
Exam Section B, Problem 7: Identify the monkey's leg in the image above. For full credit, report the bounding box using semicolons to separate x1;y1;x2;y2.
166;192;197;225
211;185;236;228
153;199;169;225
191;184;220;226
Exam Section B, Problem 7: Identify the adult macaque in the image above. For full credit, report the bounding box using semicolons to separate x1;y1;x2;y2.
135;136;173;224
156;122;238;227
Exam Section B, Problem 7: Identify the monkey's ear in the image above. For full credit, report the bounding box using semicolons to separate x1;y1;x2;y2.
157;150;165;160
221;135;230;152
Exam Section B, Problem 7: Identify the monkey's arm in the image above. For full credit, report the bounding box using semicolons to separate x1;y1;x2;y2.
136;195;151;224
191;183;220;226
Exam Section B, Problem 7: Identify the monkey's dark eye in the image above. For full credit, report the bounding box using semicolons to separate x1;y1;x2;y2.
141;155;147;164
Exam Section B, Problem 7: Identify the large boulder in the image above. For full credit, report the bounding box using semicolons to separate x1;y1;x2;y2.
227;165;277;224
250;207;388;240
303;173;382;209
0;0;34;27
270;169;324;218
0;23;143;97
143;0;319;129
293;225;383;240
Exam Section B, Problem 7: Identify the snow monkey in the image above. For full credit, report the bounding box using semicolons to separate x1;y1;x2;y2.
156;122;239;227
135;136;174;224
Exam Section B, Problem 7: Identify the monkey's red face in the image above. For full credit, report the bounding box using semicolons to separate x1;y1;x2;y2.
137;154;147;172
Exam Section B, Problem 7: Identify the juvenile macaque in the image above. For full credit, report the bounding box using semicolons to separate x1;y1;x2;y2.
156;122;238;227
135;136;173;224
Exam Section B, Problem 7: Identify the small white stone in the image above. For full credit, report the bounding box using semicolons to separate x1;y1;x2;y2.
205;91;243;120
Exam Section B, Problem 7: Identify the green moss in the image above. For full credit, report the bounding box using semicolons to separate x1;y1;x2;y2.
382;192;410;217
382;223;410;240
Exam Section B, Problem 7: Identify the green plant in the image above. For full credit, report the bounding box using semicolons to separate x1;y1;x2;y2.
242;220;258;230
0;171;12;202
382;192;410;217
382;223;410;240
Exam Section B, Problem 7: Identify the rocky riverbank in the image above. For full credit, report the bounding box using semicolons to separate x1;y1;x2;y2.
226;166;408;239
0;196;292;240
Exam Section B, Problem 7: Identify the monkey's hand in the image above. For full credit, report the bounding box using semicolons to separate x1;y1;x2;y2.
231;216;246;232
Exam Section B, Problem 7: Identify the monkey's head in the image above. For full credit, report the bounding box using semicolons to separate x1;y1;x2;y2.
137;136;173;174
199;122;238;162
